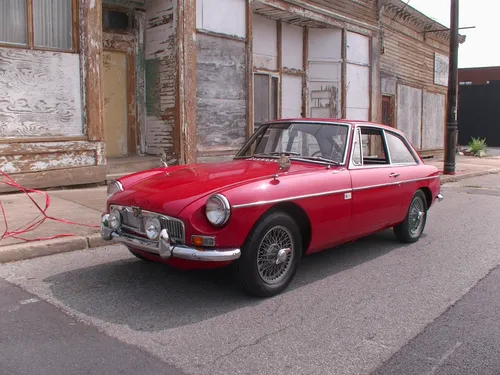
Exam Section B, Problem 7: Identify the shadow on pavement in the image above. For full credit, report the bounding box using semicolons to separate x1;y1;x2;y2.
44;229;410;332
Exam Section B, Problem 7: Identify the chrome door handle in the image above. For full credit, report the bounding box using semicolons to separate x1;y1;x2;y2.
389;173;400;178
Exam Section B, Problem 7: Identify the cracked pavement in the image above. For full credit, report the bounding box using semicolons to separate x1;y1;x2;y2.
0;173;499;375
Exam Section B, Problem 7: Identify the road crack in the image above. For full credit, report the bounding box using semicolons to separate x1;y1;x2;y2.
210;315;305;368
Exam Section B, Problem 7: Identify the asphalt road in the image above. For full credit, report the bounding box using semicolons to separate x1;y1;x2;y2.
0;173;499;375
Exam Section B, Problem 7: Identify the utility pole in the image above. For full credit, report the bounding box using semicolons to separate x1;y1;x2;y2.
444;0;459;174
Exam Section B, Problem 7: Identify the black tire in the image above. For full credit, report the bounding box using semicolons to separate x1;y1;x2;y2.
393;190;428;243
236;212;302;298
128;247;152;262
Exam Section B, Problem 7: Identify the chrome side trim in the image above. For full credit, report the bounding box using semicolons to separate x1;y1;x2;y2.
232;188;352;209
352;175;440;192
232;175;440;209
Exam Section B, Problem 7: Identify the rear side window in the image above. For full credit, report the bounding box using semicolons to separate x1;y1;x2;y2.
385;132;418;164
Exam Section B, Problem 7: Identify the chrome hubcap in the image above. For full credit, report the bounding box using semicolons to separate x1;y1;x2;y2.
409;198;425;235
257;226;294;284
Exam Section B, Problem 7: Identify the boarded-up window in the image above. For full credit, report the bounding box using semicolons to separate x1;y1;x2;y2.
282;23;303;70
254;73;278;128
253;15;278;70
422;92;445;150
397;84;422;149
307;28;342;118
345;31;370;121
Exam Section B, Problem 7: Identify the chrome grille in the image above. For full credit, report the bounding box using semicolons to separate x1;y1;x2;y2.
110;205;185;244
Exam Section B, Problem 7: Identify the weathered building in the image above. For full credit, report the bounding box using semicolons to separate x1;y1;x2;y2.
0;0;463;192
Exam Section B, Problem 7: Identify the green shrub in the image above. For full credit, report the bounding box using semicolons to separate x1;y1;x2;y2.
468;137;487;154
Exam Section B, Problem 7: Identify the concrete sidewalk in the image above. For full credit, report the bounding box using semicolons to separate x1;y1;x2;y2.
0;186;108;263
1;155;499;264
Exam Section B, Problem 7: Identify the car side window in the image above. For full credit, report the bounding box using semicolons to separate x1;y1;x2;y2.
385;132;418;164
359;127;389;165
352;128;362;166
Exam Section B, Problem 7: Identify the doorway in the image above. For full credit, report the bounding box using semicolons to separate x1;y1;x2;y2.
102;8;137;158
382;95;395;127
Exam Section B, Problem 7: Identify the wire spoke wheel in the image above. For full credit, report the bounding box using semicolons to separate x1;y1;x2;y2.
408;197;425;236
257;225;294;284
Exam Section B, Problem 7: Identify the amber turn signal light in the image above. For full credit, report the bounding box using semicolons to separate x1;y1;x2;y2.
191;235;216;247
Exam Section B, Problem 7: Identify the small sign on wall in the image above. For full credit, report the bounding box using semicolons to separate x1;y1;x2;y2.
434;53;449;86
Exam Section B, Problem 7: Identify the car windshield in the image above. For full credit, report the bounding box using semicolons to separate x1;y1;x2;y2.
235;122;350;165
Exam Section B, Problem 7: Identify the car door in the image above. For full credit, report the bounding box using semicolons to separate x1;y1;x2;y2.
348;126;403;237
383;129;422;224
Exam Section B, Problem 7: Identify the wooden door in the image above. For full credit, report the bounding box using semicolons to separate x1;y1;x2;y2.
103;50;128;157
102;31;137;158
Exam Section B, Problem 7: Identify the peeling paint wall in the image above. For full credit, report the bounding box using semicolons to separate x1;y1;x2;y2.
0;48;83;138
144;0;177;161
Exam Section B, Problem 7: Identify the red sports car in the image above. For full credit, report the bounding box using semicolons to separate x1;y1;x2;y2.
101;119;443;297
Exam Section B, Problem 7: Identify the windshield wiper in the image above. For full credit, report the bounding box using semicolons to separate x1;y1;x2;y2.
291;156;341;165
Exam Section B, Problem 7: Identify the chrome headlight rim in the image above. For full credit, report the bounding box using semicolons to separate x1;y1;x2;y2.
107;180;124;200
205;193;231;227
145;217;162;240
109;209;122;230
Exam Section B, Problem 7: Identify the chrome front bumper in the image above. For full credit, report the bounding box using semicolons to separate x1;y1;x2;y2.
101;214;241;262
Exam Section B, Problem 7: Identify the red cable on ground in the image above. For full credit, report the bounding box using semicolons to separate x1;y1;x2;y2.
0;170;99;243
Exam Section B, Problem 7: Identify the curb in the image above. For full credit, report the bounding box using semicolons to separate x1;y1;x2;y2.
0;232;105;264
440;169;500;184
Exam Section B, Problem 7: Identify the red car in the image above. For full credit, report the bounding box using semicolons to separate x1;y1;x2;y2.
101;119;443;297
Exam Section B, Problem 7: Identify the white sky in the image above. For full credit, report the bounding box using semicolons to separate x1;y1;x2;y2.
406;0;495;68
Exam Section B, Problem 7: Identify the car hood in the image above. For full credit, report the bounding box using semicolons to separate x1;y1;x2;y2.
109;158;319;216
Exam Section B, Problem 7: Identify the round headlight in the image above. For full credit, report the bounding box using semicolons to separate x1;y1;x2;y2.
205;194;231;226
145;217;161;240
109;209;122;230
107;180;123;199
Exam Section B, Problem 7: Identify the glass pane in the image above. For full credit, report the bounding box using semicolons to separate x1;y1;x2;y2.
0;0;28;45
238;122;349;165
386;132;417;164
254;74;269;128
352;130;362;166
33;0;73;49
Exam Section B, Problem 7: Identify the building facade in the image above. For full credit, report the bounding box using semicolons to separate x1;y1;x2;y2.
0;0;463;191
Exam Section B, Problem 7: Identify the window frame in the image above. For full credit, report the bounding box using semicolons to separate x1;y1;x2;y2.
383;129;420;166
0;0;79;53
253;71;280;129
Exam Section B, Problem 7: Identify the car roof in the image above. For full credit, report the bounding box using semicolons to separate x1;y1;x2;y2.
264;118;405;135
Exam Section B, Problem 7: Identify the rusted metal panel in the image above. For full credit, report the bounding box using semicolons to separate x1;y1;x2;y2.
396;84;422;149
81;0;104;141
422;91;445;150
196;33;247;155
144;0;177;161
0;47;83;138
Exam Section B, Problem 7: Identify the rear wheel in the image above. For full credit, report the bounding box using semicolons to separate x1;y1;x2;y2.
237;212;302;297
393;190;427;243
